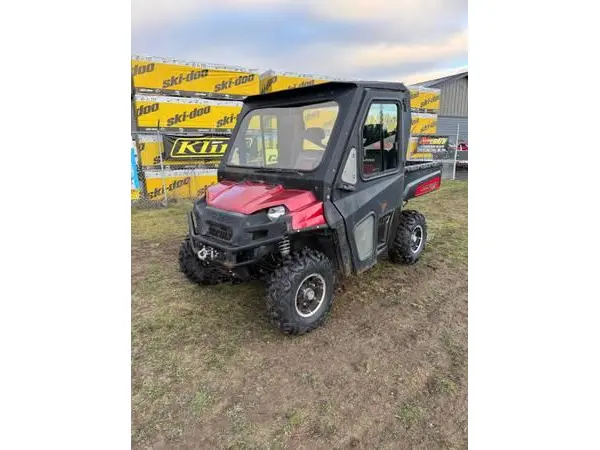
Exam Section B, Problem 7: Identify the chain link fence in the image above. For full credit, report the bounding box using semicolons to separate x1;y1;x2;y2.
408;123;468;180
132;124;468;207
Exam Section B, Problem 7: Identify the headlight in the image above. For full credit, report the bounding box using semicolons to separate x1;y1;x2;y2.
267;206;286;221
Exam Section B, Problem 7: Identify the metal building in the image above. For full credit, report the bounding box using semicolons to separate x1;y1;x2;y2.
413;71;468;147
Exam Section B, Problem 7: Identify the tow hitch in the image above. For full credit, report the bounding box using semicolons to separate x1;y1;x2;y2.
197;244;220;261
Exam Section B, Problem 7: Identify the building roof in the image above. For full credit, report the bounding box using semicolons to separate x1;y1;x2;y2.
412;70;468;88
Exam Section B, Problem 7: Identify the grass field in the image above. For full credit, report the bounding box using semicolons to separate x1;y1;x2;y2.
132;180;468;449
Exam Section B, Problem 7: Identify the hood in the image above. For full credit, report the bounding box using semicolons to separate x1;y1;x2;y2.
206;180;319;215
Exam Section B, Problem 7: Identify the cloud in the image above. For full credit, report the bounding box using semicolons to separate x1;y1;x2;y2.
381;65;468;86
345;31;467;69
131;0;205;31
132;0;467;83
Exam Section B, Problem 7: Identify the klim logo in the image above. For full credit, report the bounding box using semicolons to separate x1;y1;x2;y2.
162;69;209;88
214;74;255;92
132;62;155;76
166;105;211;127
168;137;229;159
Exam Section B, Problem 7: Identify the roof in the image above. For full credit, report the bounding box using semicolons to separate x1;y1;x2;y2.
245;80;409;103
412;70;468;88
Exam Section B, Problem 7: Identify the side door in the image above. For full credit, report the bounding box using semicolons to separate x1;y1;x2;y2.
332;92;406;273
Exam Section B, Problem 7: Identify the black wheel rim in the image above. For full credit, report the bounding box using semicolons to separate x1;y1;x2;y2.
410;225;423;253
294;274;326;318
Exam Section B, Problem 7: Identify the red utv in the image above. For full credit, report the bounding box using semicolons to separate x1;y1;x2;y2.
179;81;442;335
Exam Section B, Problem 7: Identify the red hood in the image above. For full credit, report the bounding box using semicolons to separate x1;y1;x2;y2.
206;180;319;215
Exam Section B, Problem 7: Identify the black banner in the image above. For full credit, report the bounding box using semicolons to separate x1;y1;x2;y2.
416;135;450;154
161;134;230;161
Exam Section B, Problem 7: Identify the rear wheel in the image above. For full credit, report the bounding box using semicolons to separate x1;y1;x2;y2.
178;237;226;285
266;249;334;335
389;210;427;265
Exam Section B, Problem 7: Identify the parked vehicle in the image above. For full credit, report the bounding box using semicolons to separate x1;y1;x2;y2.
180;81;442;335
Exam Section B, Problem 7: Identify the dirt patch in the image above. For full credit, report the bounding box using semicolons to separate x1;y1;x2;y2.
132;181;468;449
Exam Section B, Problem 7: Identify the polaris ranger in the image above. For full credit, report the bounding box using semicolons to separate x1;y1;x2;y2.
179;81;442;335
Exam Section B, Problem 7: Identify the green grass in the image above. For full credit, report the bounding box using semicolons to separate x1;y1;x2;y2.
395;400;427;427
131;180;468;449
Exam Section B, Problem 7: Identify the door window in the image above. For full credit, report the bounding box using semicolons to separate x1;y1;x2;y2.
361;103;399;176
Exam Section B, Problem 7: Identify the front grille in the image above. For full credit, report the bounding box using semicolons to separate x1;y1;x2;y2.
206;221;233;241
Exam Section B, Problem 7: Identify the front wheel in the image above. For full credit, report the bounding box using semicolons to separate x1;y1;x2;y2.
389;210;427;265
266;249;334;335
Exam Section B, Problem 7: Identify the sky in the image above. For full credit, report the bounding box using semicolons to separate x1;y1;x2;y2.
131;0;467;86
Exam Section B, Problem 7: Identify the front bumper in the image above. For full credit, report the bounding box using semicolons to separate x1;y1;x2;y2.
187;203;290;268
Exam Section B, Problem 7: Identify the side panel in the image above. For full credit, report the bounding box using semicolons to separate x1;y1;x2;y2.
403;162;443;201
333;172;405;272
331;89;409;274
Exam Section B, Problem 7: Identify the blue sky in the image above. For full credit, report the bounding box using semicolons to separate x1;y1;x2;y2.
132;0;467;85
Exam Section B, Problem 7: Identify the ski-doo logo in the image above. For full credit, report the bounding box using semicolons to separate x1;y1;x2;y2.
214;74;255;92
136;103;159;117
162;69;209;88
419;95;440;108
147;177;191;199
132;62;155;76
216;113;238;128
166;105;211;127
261;76;278;94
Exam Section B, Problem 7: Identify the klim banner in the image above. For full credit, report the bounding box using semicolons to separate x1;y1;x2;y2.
135;134;225;168
162;134;229;161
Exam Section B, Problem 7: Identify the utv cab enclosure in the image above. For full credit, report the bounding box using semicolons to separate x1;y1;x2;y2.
180;81;442;335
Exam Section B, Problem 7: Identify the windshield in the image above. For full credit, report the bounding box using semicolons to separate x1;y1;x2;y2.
227;100;340;171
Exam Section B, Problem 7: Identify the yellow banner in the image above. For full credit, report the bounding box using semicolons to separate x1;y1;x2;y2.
260;70;342;94
411;113;438;135
409;87;441;112
133;95;242;131
143;169;218;200
132;56;259;99
406;137;433;161
259;71;441;115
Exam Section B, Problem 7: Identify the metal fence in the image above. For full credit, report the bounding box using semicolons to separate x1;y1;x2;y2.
408;122;468;181
131;124;468;206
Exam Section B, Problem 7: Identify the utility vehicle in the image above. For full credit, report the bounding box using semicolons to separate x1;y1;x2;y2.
179;81;442;335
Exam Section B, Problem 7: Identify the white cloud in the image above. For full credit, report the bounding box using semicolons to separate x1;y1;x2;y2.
386;65;468;86
133;0;465;33
134;0;467;81
346;30;467;69
229;29;467;79
132;0;205;31
304;0;460;27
